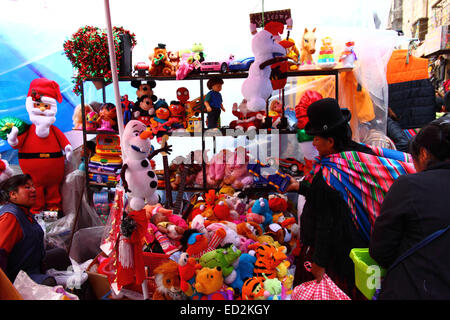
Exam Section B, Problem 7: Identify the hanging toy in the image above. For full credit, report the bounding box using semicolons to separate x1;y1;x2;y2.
120;120;172;211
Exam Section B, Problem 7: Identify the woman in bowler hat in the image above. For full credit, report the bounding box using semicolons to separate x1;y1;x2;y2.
287;98;375;299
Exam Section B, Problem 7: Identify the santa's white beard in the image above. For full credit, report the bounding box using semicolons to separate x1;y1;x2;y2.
26;97;57;138
29;112;56;138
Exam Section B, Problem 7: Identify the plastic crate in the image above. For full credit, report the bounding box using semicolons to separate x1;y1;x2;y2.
349;248;386;300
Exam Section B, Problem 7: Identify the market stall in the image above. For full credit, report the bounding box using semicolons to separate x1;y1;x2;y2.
0;0;415;301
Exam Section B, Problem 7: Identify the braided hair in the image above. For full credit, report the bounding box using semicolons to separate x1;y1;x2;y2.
410;118;450;166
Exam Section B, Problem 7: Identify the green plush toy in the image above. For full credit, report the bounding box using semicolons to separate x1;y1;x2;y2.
263;274;282;297
199;244;241;277
0;116;29;140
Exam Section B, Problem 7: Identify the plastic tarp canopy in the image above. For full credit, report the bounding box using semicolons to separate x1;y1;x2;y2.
0;0;394;164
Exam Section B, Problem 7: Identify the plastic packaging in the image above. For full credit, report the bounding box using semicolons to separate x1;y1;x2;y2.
13;271;79;300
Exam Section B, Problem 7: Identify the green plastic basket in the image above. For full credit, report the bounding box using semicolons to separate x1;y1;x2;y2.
349;248;386;300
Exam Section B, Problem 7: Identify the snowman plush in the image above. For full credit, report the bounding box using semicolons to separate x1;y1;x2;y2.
120;120;172;211
241;21;288;113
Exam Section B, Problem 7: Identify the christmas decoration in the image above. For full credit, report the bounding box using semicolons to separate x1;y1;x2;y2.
63;26;137;94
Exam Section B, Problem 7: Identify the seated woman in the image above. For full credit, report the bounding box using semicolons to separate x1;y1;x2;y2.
369;118;450;299
287;98;415;299
0;174;71;286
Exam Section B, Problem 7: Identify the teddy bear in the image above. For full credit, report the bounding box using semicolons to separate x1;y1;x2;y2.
236;221;263;242
192;266;234;300
149;43;175;77
194;266;223;295
168;50;180;75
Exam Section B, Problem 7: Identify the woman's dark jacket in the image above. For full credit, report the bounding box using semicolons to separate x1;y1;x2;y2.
298;141;373;285
369;161;450;300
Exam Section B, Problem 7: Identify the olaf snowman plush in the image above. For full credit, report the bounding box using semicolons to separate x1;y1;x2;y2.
120;120;172;211
241;21;289;113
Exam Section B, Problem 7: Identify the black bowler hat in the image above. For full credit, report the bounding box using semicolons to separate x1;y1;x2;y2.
304;98;351;136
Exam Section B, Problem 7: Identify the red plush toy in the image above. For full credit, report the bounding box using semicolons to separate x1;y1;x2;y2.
295;90;323;129
7;78;72;213
182;228;226;259
177;252;202;296
230;99;265;132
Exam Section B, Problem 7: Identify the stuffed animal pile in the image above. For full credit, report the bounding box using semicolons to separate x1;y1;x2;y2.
144;187;300;300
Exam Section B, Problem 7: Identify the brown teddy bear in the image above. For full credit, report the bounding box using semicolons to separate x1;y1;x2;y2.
149;43;175;76
168;50;180;75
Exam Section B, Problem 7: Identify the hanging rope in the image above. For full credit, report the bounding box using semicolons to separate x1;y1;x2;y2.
261;0;265;27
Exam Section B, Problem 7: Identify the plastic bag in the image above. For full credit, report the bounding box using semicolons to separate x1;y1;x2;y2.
13;271;79;300
291;262;350;300
45;257;92;289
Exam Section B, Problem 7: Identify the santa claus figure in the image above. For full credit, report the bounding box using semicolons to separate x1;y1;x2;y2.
229;99;265;132
7;78;72;214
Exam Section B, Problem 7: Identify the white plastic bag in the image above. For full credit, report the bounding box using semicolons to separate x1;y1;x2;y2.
13;271;79;300
45;258;92;289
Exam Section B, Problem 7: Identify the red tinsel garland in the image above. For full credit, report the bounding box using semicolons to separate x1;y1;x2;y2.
63;26;137;95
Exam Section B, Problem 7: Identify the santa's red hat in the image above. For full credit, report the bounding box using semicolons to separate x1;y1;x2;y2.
264;21;284;36
27;78;63;104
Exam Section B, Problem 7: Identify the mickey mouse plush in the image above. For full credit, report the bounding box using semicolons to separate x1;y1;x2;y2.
131;80;157;120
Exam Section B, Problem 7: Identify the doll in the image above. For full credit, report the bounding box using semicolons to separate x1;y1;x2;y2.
267;99;283;128
168;101;187;131
97;103;118;132
86;111;99;131
339;41;357;68
6;78;72;213
230;99;265;132
149;102;177;142
133;95;155;126
72;103;93;129
204;77;225;129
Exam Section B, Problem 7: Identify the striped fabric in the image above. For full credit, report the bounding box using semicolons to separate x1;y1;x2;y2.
305;145;416;242
403;128;420;140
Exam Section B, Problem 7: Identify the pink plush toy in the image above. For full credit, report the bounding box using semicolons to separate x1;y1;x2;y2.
206;149;235;187
222;147;254;190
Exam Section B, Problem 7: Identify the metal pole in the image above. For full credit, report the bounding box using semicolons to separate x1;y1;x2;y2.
104;0;124;139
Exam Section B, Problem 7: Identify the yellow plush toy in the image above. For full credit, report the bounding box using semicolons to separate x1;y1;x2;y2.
194;266;224;295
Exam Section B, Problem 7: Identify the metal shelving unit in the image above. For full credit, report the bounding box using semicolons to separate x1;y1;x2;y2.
79;67;352;199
